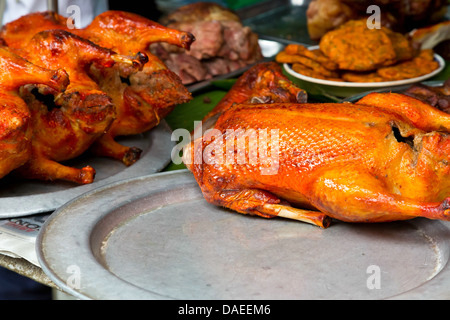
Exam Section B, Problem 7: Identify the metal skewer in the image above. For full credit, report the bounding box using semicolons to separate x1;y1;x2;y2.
0;0;6;27
47;0;59;12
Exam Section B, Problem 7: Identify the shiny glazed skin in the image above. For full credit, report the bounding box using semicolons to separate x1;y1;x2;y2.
81;11;194;165
10;30;145;184
0;47;69;179
200;62;307;132
184;93;450;228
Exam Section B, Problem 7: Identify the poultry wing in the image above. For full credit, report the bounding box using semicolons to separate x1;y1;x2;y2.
11;29;146;184
184;91;450;228
0;47;69;179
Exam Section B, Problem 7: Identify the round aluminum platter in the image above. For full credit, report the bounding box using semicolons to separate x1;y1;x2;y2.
0;121;174;218
37;170;450;300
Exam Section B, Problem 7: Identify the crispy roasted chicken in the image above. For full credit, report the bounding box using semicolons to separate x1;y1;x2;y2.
9;29;146;184
79;11;194;165
1;10;194;168
184;66;450;227
0;47;69;179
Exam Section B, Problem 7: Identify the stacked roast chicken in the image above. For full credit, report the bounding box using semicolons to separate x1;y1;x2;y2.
0;3;263;185
0;9;197;184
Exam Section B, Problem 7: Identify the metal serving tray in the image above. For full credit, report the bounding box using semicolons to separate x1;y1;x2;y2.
37;170;450;300
0;121;174;218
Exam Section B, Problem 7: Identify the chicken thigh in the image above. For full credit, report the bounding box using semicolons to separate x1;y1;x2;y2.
80;11;194;165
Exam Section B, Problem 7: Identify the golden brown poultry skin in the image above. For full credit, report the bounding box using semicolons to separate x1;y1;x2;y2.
184;92;450;228
0;47;69;179
80;11;194;165
200;62;307;133
11;30;146;184
1;10;194;166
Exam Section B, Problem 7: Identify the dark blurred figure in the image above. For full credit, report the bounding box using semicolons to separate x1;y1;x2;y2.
0;267;51;300
108;0;162;21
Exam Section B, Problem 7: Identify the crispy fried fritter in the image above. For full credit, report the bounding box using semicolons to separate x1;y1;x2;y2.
319;20;397;71
341;71;385;82
292;63;343;81
276;50;339;78
277;20;437;83
384;28;415;63
377;49;439;81
284;44;339;70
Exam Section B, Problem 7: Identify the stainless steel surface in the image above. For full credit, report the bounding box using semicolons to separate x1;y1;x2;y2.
0;0;6;26
0;122;174;218
37;170;450;300
243;2;315;45
47;0;58;12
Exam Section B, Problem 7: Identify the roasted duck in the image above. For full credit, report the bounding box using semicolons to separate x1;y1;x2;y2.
200;62;307;133
11;29;146;184
0;47;69;179
1;10;194;166
184;91;450;228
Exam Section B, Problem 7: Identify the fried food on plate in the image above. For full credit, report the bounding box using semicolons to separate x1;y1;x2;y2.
277;19;439;83
276;51;339;78
341;71;385;82
377;49;439;81
292;63;343;81
283;44;338;70
319;20;397;71
385;28;415;62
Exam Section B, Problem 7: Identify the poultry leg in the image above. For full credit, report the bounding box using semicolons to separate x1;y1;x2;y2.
0;47;69;179
80;11;194;165
307;166;450;223
356;92;450;132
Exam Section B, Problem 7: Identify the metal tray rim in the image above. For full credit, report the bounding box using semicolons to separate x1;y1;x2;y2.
37;169;450;300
